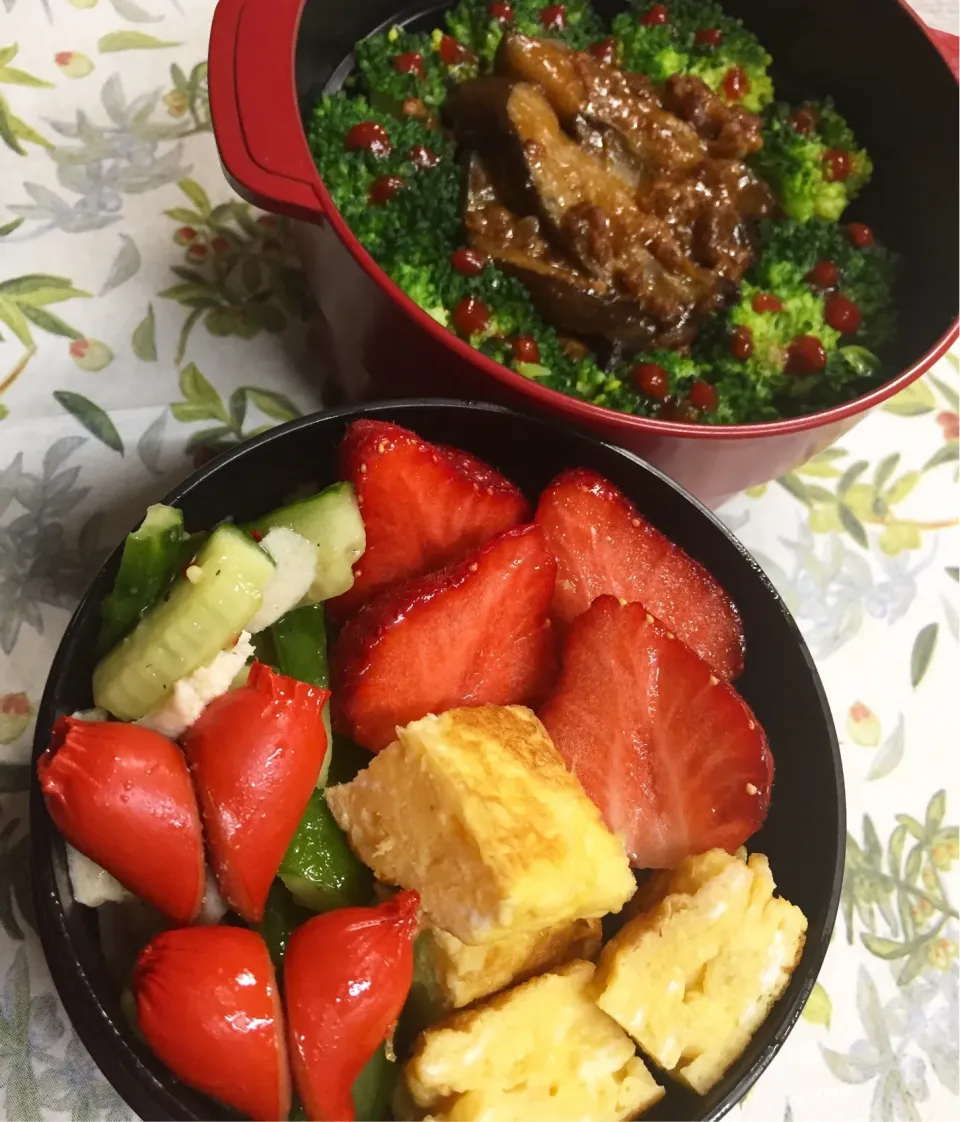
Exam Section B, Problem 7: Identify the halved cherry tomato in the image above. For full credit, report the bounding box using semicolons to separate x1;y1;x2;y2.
641;3;668;25
590;38;617;65
344;122;391;158
539;4;567;30
689;379;719;412
134;927;290;1122
393;52;424;78
284;891;420;1122
723;66;749;101
847;222;874;248
438;34;472;66
785;334;827;375
823;148;851;182
182;662;329;923
38;718;204;922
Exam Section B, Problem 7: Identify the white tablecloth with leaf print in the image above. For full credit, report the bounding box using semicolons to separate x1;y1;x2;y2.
0;1;956;1119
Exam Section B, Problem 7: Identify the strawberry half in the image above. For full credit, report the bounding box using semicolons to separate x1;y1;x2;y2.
133;927;290;1121
535;468;745;680
328;421;530;620
539;596;772;869
37;718;204;923
331;523;558;752
182;663;329;923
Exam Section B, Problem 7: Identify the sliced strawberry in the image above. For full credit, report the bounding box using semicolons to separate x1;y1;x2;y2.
332;523;558;752
539;596;772;869
133;927;290;1122
328;421;530;620
38;718;204;923
535;468;745;680
182;663;329;923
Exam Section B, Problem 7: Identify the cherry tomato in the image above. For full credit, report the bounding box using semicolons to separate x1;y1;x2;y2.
695;27;722;47
632;361;669;399
344;122;392;158
825;292;862;334
823;148;851;182
751;292;783;314
182;663;329;923
512;335;541;364
284;892;420;1122
369;175;405;205
408;144;440;170
641;3;669;25
790;107;816;135
806;259;839;289
539;4;567;30
660;398;700;422
847;222;874;248
38;718;204;923
438;34;472;66
689;379;719;412
452;296;491;336
730;325;754;360
590;37;617;65
488;1;514;23
785;335;827;375
451;247;488;276
393;52;424;78
134;928;289;1122
723;67;749;101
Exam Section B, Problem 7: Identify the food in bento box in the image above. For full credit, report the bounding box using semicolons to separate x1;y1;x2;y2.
593;848;808;1093
39;419;807;1120
402;961;665;1121
308;0;897;425
325;705;637;943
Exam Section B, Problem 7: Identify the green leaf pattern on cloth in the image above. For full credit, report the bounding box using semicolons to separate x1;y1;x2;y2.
0;1;957;1120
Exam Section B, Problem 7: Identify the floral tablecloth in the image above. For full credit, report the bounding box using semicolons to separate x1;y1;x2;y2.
0;0;957;1119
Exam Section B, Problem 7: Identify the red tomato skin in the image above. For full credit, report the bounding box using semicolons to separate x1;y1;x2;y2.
182;663;329;923
134;927;290;1122
284;891;420;1122
38;718;204;922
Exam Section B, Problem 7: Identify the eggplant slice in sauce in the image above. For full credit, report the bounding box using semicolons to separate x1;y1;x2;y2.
444;34;775;354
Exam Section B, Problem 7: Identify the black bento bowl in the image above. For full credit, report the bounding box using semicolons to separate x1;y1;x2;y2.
31;400;844;1122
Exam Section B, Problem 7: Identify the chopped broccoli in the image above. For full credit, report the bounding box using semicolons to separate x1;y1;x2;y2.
354;26;477;115
446;0;606;68
750;100;873;222
310;0;897;428
613;0;773;112
685;219;898;422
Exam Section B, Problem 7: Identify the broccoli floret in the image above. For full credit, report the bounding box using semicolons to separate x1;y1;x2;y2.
613;0;773;112
446;0;606;69
307;94;459;259
750;100;873;222
687;219;898;422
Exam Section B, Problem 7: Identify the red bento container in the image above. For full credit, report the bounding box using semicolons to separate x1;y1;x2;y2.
208;0;958;506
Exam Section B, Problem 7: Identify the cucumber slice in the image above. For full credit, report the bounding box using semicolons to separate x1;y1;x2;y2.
279;791;373;913
246;482;365;603
98;504;185;655
93;524;275;721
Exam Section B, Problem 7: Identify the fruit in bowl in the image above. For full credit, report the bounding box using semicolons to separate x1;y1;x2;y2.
30;402;843;1121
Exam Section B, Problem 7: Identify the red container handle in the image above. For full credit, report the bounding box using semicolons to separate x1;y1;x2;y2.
209;0;325;222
